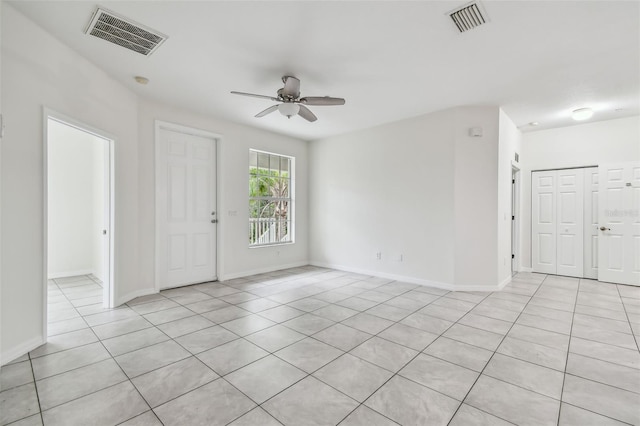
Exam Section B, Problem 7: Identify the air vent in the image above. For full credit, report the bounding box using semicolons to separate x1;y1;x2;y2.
449;2;488;33
84;8;167;56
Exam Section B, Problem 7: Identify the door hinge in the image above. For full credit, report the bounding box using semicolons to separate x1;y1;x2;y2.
512;179;515;184
512;254;515;259
512;215;515;220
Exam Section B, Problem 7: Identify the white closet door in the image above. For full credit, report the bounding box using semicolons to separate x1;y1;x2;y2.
583;168;599;279
598;162;640;286
556;169;584;277
532;171;557;274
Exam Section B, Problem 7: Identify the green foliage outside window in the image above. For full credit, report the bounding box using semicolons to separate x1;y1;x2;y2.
249;150;293;245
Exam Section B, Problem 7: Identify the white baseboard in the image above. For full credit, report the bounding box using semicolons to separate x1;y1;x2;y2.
519;267;534;273
1;335;44;367
48;269;93;279
497;275;512;290
309;261;508;292
220;261;309;282
115;287;157;307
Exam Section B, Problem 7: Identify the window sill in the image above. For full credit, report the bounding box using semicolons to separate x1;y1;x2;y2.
249;241;295;249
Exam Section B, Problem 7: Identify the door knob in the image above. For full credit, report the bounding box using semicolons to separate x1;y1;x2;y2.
599;226;610;231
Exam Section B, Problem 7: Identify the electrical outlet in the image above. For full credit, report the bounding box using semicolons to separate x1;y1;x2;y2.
376;252;382;260
228;210;237;216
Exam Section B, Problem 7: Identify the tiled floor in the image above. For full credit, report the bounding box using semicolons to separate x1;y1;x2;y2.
2;267;640;425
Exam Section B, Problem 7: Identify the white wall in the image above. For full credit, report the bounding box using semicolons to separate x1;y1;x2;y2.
137;100;309;287
497;110;522;281
1;4;140;364
453;107;500;287
520;116;640;268
309;106;503;290
47;120;105;280
0;4;311;364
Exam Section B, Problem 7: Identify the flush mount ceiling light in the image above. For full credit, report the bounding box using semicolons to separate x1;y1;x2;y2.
529;121;539;127
278;102;300;119
134;76;149;85
571;108;593;121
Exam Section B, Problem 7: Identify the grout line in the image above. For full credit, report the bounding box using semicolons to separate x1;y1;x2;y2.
558;401;635;426
334;289;496;425
446;274;552;425
616;284;640;353
31;269;639;426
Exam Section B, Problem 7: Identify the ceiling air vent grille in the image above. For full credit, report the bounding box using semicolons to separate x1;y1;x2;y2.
449;2;488;33
85;8;167;56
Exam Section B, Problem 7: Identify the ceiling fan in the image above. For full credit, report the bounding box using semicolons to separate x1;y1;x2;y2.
231;76;345;122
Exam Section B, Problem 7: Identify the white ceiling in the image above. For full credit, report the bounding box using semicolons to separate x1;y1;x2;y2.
8;1;640;141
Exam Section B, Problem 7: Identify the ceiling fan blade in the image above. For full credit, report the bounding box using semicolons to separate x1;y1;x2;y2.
231;91;279;102
298;105;317;122
299;96;346;106
255;104;280;118
282;76;300;97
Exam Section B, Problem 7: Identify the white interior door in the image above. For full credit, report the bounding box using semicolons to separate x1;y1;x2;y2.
598;162;640;286
532;171;557;274
157;127;217;289
556;169;584;277
583;168;599;279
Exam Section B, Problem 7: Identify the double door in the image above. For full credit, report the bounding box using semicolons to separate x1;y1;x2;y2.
532;168;589;278
532;163;640;285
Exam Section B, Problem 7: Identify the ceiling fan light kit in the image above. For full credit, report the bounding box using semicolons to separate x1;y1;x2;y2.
231;76;345;123
278;103;300;118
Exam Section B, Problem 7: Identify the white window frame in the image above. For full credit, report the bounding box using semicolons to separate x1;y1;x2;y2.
249;149;295;247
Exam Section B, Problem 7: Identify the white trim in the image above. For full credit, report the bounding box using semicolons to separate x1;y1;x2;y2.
47;269;94;279
154;120;222;293
220;261;309;282
511;166;521;274
520;267;534;273
105;137;115;308
0;335;44;367
309;261;510;292
497;275;512;290
248;149;296;248
115;287;158;307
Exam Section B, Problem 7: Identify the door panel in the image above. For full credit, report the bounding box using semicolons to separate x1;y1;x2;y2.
598;162;640;286
556;169;584;277
538;234;555;266
532;171;557;274
157;128;217;289
168;165;187;220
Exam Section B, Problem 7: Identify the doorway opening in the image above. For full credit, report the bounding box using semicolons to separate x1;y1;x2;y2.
45;112;115;335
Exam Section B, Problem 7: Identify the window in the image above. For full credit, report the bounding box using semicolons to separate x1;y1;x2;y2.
249;149;294;246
